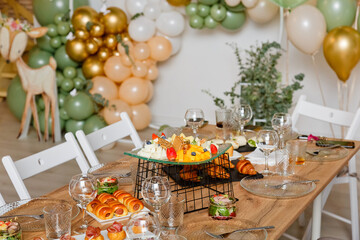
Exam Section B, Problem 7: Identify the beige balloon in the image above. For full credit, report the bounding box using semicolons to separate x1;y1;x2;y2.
247;0;278;24
286;5;326;55
131;61;148;78
131;103;152;130
103;99;132;125
118;77;149;105
305;0;317;6
225;0;241;7
145;80;154;103
242;0;258;8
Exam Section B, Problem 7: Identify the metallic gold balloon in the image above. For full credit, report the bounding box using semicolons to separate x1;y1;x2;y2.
75;29;90;40
91;37;103;47
71;6;99;30
121;32;132;42
85;39;99;55
90;23;105;37
112;50;121;57
65;38;89;62
82;56;104;79
323;26;360;82
104;34;118;49
97;47;112;62
166;0;191;6
101;7;128;34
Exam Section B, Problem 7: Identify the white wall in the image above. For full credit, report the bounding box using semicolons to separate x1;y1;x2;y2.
91;0;360;139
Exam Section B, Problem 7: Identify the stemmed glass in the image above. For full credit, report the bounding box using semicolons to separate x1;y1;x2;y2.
184;108;204;137
256;130;279;175
125;211;161;240
271;113;291;149
232;104;253;136
141;176;171;215
69;173;97;229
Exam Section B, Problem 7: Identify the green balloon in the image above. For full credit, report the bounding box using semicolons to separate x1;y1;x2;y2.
83;115;107;134
220;0;246;12
73;77;85;90
317;0;357;32
221;11;246;31
59;107;70;120
36;96;45;111
57;22;71;36
47;24;58;37
205;15;219;29
269;0;307;8
58;93;67;107
64;92;95;120
63;66;77;78
6;76;26;121
199;0;219;5
50;36;62;49
190;15;204;29
33;0;89;26
65;119;85;135
37;110;65;135
37;34;55;53
54;13;64;25
56;71;64;87
54;46;79;70
76;68;87;80
28;47;52;68
186;3;198;16
198;4;210;17
61;78;74;92
61;36;68;44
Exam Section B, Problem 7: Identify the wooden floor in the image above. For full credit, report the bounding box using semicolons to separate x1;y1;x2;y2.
0;101;357;239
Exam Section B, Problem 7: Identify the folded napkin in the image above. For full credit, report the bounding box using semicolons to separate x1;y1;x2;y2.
246;148;276;166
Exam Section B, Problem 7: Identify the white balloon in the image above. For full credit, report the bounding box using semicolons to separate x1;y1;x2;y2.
157;33;182;56
125;0;148;16
144;3;162;20
156;11;185;37
148;0;161;3
242;0;258;8
160;0;174;11
129;16;156;42
225;0;241;7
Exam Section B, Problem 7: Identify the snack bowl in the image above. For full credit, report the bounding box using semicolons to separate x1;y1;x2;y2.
0;221;22;240
208;194;237;220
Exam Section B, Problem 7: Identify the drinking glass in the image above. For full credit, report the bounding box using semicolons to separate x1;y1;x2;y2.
69;173;97;229
43;203;72;239
256;130;279;175
271;113;291;149
159;194;185;230
184;108;204;137
142;176;171;214
125;211;162;240
232;104;253;136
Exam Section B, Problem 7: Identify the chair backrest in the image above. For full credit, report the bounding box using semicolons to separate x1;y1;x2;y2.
76;112;143;167
2;132;90;200
0;193;5;206
292;95;360;140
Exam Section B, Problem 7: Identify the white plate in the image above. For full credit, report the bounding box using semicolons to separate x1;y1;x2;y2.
230;151;242;161
72;228;156;239
86;207;150;223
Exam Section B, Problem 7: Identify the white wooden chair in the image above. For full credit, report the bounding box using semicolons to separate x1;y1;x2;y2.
75;112;142;167
0;193;5;206
292;95;360;240
2;132;90;200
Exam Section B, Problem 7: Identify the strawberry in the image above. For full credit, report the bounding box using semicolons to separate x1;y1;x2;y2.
210;144;218;154
152;134;159;140
166;147;177;161
161;132;166;137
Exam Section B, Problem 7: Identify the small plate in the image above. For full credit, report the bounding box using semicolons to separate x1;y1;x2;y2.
73;229;128;240
240;175;316;199
306;147;349;162
0;198;80;231
86;207;149;223
177;219;267;240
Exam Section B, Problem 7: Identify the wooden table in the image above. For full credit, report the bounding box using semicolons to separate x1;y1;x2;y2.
22;129;360;240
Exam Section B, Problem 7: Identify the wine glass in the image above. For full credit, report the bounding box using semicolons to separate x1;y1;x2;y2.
69;173;97;229
256;130;279;175
141;176;171;215
272;113;291;149
184;108;204;137
232;104;253;136
125;211;162;240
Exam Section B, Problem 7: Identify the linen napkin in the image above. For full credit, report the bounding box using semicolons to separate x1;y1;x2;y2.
245;148;276;166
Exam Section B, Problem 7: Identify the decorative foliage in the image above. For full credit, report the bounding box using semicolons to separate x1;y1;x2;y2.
0;14;31;32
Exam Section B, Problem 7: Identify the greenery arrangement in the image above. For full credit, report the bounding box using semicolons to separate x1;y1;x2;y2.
203;41;304;125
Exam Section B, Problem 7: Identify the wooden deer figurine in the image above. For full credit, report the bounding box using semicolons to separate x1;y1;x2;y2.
0;19;61;142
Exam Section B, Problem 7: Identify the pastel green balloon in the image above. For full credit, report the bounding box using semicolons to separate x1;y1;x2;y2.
221;11;246;30
36;96;45;111
33;0;89;26
58;93;66;107
56;71;64;87
199;0;219;5
65;119;85;135
83;115;107;134
50;36;62;49
63;66;77;78
64;92;95;120
220;0;245;12
77;68;87;81
37;35;55;53
205;15;219;29
6;76;26;121
54;46;79;70
186;3;198;16
57;22;71;36
61;78;74;92
59;108;70;120
269;0;307;8
46;24;58;37
28;47;52;68
37;110;65;135
198;4;210;17
317;0;357;32
190;15;204;29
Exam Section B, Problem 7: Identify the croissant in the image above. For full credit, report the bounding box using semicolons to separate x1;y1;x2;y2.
236;159;257;175
179;165;200;182
107;201;128;217
126;199;144;213
97;193;117;204
93;204;114;220
212;157;235;169
116;192;132;204
208;165;230;179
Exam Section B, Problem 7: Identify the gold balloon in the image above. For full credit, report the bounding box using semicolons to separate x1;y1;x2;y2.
85;39;99;55
97;47;112;62
104;34;118;49
91;37;103;47
75;29;90;40
90;23;105;37
121;32;132;42
65;38;89;62
82;56;104;79
112;50;121;57
166;0;191;6
323;26;360;82
101;7;127;34
71;6;99;30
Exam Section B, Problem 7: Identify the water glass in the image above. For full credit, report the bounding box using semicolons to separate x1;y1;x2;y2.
272;113;292;149
184;108;204;137
215;109;232;140
232;104;253;135
159;194;185;230
286;140;307;165
275;149;294;175
141;176;171;214
43;203;72;240
256;129;279;175
125;211;161;240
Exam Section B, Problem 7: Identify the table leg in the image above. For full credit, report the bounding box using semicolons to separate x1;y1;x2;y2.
311;194;322;240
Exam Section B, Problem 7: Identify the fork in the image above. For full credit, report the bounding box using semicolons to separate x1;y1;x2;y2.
0;214;44;220
269;180;319;189
306;144;341;156
205;225;275;239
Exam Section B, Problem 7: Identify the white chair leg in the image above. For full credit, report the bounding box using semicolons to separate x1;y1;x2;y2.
312;194;322;240
298;212;306;227
302;219;312;240
349;176;359;240
0;193;5;206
